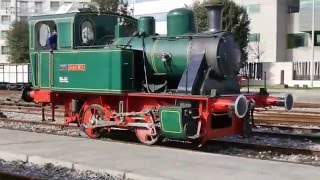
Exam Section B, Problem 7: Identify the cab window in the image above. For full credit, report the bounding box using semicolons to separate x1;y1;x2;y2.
35;21;57;50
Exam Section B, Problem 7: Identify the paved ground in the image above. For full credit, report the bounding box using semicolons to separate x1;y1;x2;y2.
0;129;318;180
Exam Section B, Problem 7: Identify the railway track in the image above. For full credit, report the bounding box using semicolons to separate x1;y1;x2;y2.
0;101;41;107
252;130;320;141
3;104;320;127
0;106;64;117
210;139;320;156
293;102;320;108
256;124;320;133
0;98;320;163
254;111;320;126
2;103;320;129
0;171;40;180
0;117;319;159
0;118;78;130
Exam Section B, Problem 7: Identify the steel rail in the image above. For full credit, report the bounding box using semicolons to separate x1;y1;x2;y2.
210;140;320;156
251;130;320;141
254;113;320;125
0;118;78;130
256;124;320;132
0;171;41;180
1;117;320;157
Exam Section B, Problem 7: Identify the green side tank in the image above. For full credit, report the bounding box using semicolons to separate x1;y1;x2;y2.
167;8;197;36
138;16;155;36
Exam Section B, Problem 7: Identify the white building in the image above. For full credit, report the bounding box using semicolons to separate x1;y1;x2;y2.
0;0;90;63
129;0;320;87
231;0;320;87
128;0;197;35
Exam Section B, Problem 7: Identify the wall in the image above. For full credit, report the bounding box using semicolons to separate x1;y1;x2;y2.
263;62;293;84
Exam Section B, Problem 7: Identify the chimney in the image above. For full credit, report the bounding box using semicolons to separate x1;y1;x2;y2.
205;4;224;33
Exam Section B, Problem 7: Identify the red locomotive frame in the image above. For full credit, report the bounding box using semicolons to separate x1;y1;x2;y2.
27;89;293;145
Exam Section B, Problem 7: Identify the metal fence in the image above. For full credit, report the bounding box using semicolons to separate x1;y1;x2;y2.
0;63;31;84
240;62;263;80
241;62;320;81
293;61;320;80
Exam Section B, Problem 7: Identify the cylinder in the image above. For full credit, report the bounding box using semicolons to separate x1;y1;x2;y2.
212;95;248;118
205;4;224;33
167;8;197;36
138;16;155;36
266;94;294;111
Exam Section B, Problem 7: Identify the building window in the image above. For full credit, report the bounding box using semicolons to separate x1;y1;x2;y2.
287;0;300;13
20;16;28;22
300;0;320;9
287;33;308;49
0;0;10;10
248;33;260;42
246;4;260;14
1;46;9;54
20;1;28;13
315;32;320;46
35;2;43;13
1;30;8;39
50;1;60;11
1;15;10;24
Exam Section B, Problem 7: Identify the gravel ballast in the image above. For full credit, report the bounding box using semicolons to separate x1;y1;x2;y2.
0;108;320;168
0;159;116;180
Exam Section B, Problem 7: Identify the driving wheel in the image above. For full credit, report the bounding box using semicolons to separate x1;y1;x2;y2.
81;104;105;138
135;128;159;145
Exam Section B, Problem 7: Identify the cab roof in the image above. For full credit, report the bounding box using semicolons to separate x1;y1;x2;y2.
28;12;136;22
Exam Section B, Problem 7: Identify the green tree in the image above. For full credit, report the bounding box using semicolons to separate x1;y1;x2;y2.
189;0;250;64
5;21;29;63
91;0;130;15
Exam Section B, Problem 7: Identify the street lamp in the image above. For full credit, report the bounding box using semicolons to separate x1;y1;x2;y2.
311;0;315;88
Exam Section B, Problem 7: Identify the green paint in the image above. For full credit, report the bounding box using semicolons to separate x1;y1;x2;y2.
151;38;189;80
138;17;155;36
51;50;133;93
30;53;39;87
29;13;76;21
115;37;190;83
58;22;72;48
29;12;138;93
29;23;34;49
160;107;186;139
73;13;137;47
167;8;197;36
40;53;50;88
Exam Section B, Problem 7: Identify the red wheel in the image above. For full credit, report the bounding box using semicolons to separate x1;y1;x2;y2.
135;128;159;145
81;104;105;138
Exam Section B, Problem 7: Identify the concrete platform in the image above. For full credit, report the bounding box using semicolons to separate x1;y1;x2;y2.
0;129;318;180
